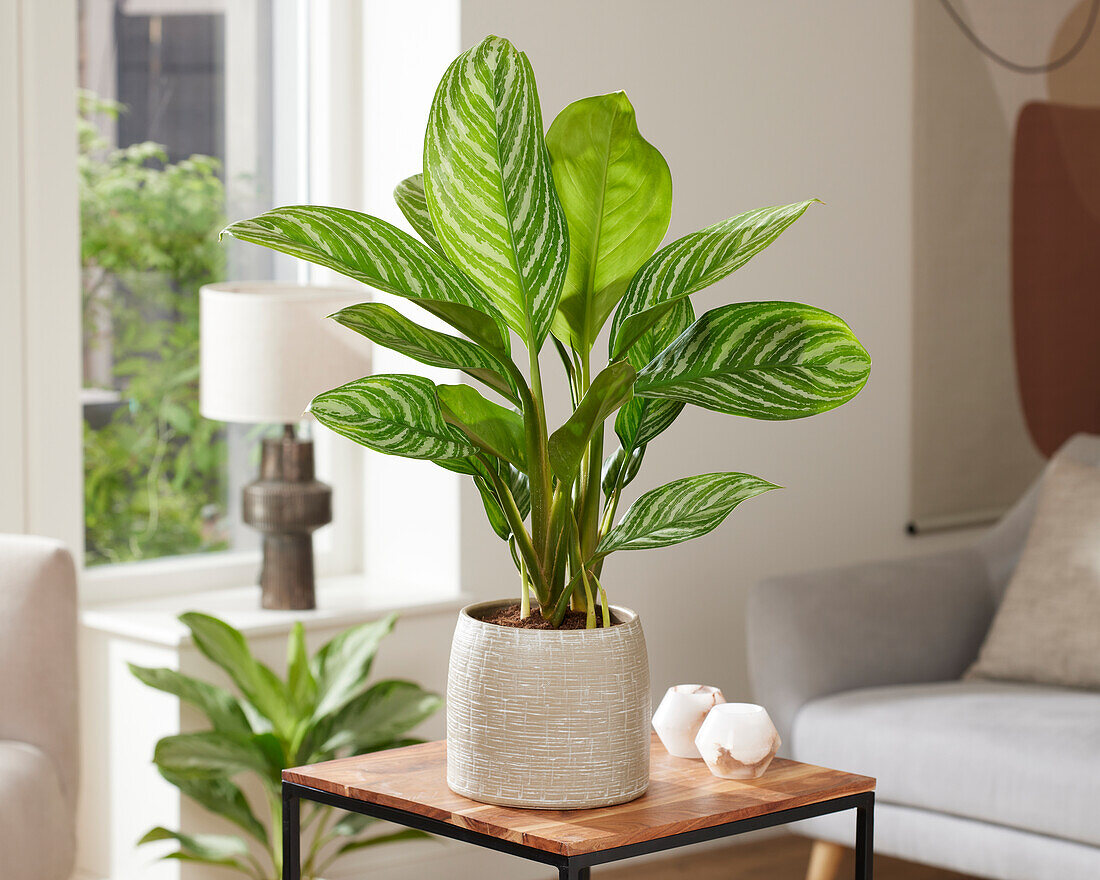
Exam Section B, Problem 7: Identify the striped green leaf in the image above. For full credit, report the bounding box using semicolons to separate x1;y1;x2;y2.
437;383;527;470
615;298;694;452
222;206;509;352
597;472;778;555
633;302;871;419
609;201;817;358
546;91;672;350
308;375;477;461
393;174;442;253
331;303;518;404
548;360;636;485
424;35;568;348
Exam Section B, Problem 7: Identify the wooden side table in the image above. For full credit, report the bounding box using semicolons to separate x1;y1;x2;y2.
282;733;875;880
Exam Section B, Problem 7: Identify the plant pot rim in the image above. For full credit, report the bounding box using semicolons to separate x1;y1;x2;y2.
459;598;639;632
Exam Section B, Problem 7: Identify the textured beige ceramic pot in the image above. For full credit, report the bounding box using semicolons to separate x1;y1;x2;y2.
446;599;651;809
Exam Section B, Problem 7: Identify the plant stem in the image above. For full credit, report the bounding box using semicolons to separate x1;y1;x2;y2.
525;345;553;566
520;557;531;618
481;457;547;605
590;570;611;628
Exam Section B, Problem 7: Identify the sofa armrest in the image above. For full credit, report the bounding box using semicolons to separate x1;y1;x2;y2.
0;536;78;801
747;546;995;746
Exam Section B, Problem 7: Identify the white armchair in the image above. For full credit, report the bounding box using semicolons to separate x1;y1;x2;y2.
0;535;79;880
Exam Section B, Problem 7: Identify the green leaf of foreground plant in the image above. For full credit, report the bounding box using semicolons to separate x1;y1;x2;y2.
309;375;478;461
633;301;871;419
614;298;694;453
128;664;252;736
317;680;443;755
597;472;778;555
154;731;285;790
609;201;817;358
331;303;518;404
138;827;251;867
285;622;316;716
310;614;397;722
436;384;527;470
158;769;268;845
601;444;645;496
180;613;294;737
424;35;568;348
548;361;636;485
546;91;672;350
393;174;442;253
222;206;509;352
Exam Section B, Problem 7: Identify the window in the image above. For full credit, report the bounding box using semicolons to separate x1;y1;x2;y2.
78;0;309;568
6;0;462;605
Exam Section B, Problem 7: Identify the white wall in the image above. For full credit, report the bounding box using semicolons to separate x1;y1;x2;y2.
458;0;974;701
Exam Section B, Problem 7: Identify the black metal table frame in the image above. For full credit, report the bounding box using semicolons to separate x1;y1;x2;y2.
283;781;874;880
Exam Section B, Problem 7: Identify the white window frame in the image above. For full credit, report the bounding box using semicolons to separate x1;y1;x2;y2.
5;0;462;608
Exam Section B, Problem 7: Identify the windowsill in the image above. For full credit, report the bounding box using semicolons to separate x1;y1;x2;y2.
81;574;471;646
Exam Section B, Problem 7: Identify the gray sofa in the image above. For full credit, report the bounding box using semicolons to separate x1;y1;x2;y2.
748;434;1100;880
0;535;79;880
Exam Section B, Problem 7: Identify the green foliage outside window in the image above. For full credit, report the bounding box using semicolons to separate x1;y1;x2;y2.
80;91;230;565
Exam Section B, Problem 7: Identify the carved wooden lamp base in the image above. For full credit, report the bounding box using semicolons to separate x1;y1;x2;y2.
242;425;331;610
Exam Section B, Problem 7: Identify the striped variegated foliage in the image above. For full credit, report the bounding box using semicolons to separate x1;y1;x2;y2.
634;302;871;419
424;35;568;348
597;473;778;555
393;174;442;254
221;34;870;628
308;375;476;461
222;205;509;352
331;303;518;404
609;201;817;358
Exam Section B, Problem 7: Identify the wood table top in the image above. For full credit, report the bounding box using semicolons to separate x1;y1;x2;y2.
283;734;875;856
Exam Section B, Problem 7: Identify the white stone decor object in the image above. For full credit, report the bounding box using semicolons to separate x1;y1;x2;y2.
652;685;726;758
695;702;781;780
446;599;651;809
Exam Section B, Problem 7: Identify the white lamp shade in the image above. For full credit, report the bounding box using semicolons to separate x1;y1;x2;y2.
200;282;369;424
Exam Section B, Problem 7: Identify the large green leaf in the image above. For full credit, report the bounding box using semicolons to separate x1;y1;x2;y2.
158;769;268;845
153;731;285;789
311;614;397;722
597;472;778;555
309;375;478;461
128;664;252;736
546;91;672;350
332;303;517;404
614;297;694;452
436;384;527;470
424;35;568;348
222;205;508;352
633;301;871;419
548;361;635;485
609;201;817;358
139;827;251;870
180;612;293;736
317;680;442;755
393;174;442;253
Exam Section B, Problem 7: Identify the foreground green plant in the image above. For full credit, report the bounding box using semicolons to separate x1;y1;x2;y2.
131;612;441;879
224;36;872;628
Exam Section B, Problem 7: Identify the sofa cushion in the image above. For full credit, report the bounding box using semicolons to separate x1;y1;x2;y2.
968;456;1100;689
792;681;1100;848
0;741;75;880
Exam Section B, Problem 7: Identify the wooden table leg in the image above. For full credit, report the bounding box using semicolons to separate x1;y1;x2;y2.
283;784;300;880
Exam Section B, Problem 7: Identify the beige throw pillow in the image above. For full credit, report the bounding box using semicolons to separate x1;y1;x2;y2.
968;456;1100;689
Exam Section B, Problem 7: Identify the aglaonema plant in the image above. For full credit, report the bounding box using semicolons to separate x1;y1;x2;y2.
130;613;441;880
223;35;871;629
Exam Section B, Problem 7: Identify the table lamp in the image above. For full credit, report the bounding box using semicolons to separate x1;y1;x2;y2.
199;282;367;610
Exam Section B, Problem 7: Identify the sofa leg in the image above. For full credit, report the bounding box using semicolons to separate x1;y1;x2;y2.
806;840;846;880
